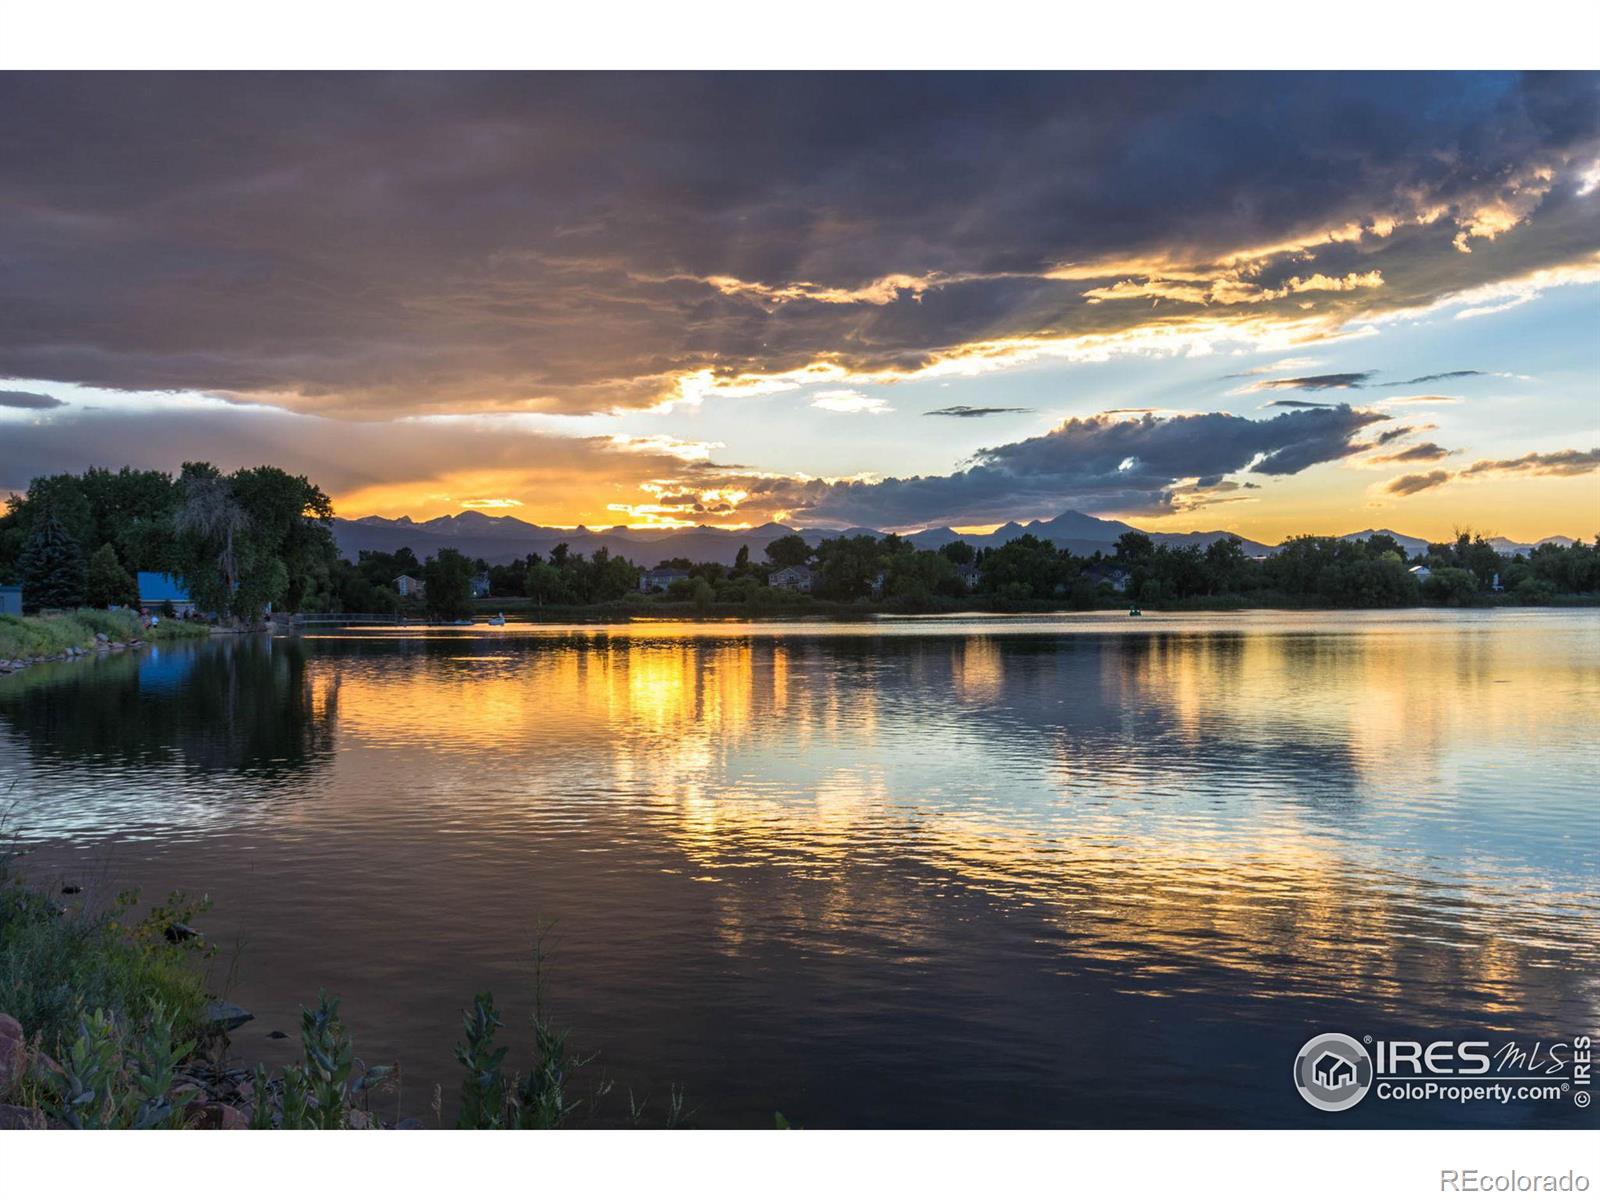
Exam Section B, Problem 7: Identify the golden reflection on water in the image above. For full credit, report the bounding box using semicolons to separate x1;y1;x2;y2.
302;618;1598;1029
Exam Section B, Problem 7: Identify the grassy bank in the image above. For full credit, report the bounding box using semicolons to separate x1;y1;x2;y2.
0;609;210;660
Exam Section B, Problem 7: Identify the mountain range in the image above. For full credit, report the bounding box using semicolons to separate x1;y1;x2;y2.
332;510;1578;568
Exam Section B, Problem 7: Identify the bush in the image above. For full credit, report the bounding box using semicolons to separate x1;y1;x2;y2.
0;872;211;1067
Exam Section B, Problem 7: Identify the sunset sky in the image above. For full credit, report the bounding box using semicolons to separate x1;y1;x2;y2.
1;72;1597;542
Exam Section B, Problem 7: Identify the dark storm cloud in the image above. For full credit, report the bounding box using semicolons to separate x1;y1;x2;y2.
923;405;1035;418
1263;399;1335;408
768;405;1387;527
0;389;66;410
0;73;1596;416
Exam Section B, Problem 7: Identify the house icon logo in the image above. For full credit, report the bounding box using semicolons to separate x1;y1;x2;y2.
1294;1033;1373;1112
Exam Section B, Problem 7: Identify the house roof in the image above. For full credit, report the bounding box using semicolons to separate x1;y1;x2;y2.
136;571;191;602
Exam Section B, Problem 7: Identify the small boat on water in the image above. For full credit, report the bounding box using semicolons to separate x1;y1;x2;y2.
1128;607;1143;616
446;618;474;626
487;613;506;626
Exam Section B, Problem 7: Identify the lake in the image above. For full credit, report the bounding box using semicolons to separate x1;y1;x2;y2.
2;610;1596;1128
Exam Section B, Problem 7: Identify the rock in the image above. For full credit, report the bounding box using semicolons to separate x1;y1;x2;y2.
347;1110;373;1129
111;642;126;650
0;1034;25;1099
165;921;201;943
203;999;254;1032
0;1103;47;1130
61;884;81;895
94;632;109;642
0;1015;21;1043
266;1029;288;1040
187;1101;250;1130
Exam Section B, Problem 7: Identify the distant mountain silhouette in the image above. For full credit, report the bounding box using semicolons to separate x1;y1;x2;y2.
331;510;1575;568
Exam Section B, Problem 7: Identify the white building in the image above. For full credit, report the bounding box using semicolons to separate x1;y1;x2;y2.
394;574;425;598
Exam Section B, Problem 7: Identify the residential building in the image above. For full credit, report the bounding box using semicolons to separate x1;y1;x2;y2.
954;564;981;591
470;573;492;598
769;564;814;593
638;566;691;593
1084;566;1131;594
394;574;425;598
137;571;198;617
1408;565;1432;582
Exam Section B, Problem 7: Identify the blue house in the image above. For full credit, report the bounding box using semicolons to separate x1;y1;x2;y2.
0;584;21;616
137;572;198;618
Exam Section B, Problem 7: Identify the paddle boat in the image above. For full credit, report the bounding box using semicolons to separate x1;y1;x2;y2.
487;613;506;626
1128;606;1143;616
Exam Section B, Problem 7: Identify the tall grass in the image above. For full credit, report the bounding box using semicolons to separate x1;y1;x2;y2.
0;609;208;659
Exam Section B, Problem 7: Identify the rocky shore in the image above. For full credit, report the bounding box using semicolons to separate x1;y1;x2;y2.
0;630;148;675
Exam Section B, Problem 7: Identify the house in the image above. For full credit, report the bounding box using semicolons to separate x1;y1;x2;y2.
470;573;492;599
869;571;887;599
137;571;197;618
394;574;425;599
0;584;21;616
769;564;814;593
638;566;690;593
1408;565;1432;582
954;564;981;591
1084;566;1130;594
1312;1052;1356;1089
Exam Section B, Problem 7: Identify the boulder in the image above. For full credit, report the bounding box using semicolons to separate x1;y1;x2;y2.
164;922;201;943
0;1014;21;1043
0;1033;25;1099
203;999;254;1033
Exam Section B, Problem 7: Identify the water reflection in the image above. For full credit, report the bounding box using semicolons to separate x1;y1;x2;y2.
2;613;1596;1127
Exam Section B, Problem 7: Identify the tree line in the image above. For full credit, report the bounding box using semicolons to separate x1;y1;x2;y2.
4;465;1595;617
0;465;339;619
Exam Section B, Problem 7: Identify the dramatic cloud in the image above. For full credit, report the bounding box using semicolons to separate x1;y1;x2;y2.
1263;399;1335;408
1461;447;1600;477
750;405;1388;528
1250;373;1375;391
0;389;66;410
923;405;1035;418
1384;446;1599;495
0;73;1596;419
1385;470;1454;495
1373;441;1453;463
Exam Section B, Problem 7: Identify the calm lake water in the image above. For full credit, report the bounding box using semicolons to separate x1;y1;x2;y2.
3;611;1597;1128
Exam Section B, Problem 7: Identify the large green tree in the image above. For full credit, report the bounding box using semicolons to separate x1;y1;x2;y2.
423;548;475;619
17;510;87;610
85;542;137;608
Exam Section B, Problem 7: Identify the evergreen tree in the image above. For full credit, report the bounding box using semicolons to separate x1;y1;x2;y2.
18;510;88;610
86;542;137;608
